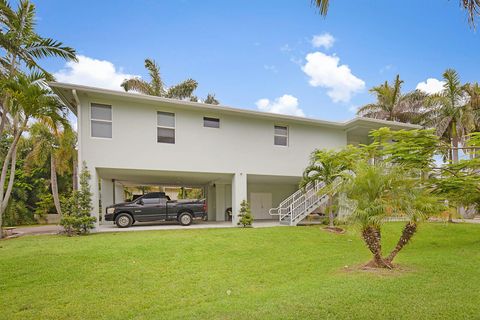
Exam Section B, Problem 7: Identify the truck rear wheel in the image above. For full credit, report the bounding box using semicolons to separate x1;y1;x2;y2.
178;212;193;226
115;213;133;228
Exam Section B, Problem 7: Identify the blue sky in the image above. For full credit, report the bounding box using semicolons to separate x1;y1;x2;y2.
35;0;479;121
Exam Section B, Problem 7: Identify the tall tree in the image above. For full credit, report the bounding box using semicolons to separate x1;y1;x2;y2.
312;0;480;28
424;69;473;163
357;75;426;124
0;72;66;237
0;0;76;137
121;58;219;104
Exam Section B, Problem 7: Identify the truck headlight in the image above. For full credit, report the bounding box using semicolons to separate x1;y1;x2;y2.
107;208;115;214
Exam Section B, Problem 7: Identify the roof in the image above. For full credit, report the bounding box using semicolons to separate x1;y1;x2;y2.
49;81;421;131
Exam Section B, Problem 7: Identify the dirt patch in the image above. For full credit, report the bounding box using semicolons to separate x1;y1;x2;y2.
322;226;345;234
340;263;414;277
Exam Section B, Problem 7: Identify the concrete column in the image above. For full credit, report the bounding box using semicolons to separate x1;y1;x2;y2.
206;184;216;221
100;179;114;225
114;183;124;203
231;172;247;225
215;184;226;222
90;168;100;230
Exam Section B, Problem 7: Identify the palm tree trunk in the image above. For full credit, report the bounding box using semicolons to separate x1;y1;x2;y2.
50;156;62;216
327;194;334;227
451;125;459;164
362;226;392;268
385;222;417;263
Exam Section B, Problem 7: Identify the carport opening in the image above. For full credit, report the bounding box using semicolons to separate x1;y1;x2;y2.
123;185;205;202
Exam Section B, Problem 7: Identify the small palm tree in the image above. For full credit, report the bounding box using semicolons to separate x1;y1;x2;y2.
301;146;359;227
340;162;441;268
27;121;76;216
357;75;426;124
424;69;473;163
121;58;219;104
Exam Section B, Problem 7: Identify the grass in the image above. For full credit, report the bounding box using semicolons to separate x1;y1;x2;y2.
1;222;479;319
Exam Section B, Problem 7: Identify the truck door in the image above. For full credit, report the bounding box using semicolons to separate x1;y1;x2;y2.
137;193;167;221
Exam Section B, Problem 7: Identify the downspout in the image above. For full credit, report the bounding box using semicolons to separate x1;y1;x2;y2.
72;89;82;189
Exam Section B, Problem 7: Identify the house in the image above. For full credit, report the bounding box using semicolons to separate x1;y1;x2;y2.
50;82;419;227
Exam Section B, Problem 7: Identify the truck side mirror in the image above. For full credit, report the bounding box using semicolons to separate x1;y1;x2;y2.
137;199;144;205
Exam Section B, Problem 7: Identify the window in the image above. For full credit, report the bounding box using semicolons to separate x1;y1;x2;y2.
157;111;175;144
203;117;220;128
140;192;161;204
91;103;112;138
274;125;288;146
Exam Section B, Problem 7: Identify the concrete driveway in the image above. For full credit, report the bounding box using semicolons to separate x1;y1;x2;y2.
98;220;282;233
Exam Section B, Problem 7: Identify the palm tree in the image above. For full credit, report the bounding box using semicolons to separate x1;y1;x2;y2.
121;58;219;104
312;0;480;28
0;0;77;137
357;75;427;124
301;146;358;227
424;69;473;163
0;72;66;238
340;162;440;268
27;121;76;216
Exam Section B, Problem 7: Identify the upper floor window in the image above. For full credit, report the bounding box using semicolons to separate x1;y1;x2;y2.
91;103;112;138
203;117;220;128
157;111;175;144
274;125;288;146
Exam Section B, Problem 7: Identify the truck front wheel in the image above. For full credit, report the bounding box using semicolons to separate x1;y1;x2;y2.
115;213;133;228
178;212;193;226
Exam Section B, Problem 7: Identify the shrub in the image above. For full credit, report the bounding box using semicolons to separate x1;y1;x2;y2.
237;200;253;227
60;162;96;236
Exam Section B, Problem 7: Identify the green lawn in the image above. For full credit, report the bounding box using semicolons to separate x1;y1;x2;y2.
1;223;479;319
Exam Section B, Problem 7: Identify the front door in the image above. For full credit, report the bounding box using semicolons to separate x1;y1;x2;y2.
250;193;272;220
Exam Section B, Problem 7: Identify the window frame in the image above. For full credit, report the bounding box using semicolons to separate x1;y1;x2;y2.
203;116;220;129
90;103;113;139
274;125;289;147
157;111;176;144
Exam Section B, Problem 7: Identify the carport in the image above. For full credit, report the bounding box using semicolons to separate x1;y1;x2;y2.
96;168;233;224
94;168;301;226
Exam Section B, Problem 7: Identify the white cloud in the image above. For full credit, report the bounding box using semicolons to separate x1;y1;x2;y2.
301;51;365;103
416;78;445;94
54;55;138;91
264;64;278;73
311;33;335;49
280;44;293;52
256;94;305;117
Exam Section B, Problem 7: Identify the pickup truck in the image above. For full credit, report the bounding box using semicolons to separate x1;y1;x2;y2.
105;192;207;228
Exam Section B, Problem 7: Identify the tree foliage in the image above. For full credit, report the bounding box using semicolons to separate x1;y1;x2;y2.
237;200;253;227
121;58;219;104
60;162;95;236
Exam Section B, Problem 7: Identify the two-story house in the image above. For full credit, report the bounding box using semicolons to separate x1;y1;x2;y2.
50;82;418;227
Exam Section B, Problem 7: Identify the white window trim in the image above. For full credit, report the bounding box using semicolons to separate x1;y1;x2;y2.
157;111;176;144
203;116;221;129
274;125;289;147
90;103;112;139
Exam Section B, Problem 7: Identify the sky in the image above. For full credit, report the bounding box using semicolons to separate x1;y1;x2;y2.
34;0;480;122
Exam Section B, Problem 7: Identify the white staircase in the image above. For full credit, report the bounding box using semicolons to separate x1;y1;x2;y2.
269;179;330;226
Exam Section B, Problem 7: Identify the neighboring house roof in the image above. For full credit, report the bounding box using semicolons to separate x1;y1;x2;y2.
49;82;421;131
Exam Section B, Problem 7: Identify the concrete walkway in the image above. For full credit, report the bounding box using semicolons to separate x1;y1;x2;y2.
13;225;62;236
98;220;283;233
